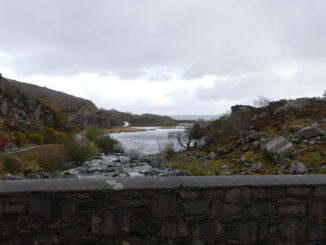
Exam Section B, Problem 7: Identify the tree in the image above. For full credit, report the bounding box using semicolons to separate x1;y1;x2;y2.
229;111;251;145
175;123;205;150
254;96;270;108
323;90;326;98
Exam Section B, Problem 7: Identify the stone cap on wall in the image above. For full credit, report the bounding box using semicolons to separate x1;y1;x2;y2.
0;175;326;193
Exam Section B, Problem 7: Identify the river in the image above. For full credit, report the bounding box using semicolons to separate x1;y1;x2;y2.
61;127;188;178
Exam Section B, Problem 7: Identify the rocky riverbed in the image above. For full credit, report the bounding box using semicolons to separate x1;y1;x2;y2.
60;153;188;178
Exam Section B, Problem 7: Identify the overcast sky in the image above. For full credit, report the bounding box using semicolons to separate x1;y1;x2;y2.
0;0;325;115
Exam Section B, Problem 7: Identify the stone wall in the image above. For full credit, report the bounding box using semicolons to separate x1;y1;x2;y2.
0;175;326;244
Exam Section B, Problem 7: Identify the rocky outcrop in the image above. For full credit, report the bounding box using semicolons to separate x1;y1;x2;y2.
265;137;294;159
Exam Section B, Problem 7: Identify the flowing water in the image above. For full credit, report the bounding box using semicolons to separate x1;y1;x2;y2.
61;127;188;178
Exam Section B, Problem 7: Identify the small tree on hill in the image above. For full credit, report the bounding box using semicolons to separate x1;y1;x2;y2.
254;96;270;108
229;111;251;145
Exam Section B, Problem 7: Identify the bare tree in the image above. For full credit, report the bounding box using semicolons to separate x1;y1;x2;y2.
323;90;326;98
254;96;270;108
229;111;251;145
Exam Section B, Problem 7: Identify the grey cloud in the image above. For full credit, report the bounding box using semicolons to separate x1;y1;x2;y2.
1;0;326;79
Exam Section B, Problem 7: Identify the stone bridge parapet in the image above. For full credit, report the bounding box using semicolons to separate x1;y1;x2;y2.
0;175;326;244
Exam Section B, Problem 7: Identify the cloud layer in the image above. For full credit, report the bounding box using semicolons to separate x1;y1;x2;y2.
0;0;325;114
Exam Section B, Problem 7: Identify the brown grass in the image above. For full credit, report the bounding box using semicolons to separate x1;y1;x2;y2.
0;145;66;177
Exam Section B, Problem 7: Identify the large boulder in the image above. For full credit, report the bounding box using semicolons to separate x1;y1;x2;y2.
265;137;294;159
296;125;321;139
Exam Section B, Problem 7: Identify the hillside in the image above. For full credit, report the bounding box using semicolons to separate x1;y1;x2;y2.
162;97;326;176
0;74;175;131
7;79;96;110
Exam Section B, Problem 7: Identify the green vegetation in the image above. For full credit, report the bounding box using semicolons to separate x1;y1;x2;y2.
96;135;120;154
63;137;97;164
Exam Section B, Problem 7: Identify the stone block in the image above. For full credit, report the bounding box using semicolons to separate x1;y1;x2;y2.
4;203;26;214
178;190;199;200
224;187;251;204
308;225;326;240
192;219;223;236
158;219;190;238
286;187;311;196
228;222;257;241
54;198;76;216
29;196;52;217
309;200;326;216
202;189;224;200
182;201;209;215
20;234;59;245
314;186;326;197
246;203;276;217
279;204;306;215
151;196;177;218
211;203;242;218
270;218;302;239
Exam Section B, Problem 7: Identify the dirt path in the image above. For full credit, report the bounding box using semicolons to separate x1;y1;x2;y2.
0;145;46;155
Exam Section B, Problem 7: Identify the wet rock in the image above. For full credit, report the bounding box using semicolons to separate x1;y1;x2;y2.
265;137;294;159
296;125;321;139
288;161;308;174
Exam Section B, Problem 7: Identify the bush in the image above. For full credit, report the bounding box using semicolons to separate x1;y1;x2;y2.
27;133;44;145
14;131;27;144
63;137;97;164
96;135;120;154
42;126;58;144
158;140;176;160
85;125;102;142
2;156;24;174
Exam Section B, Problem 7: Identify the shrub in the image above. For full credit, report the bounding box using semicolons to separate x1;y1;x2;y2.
158;140;176;160
14;131;27;144
96;135;120;154
2;156;24;174
42;126;58;144
85;125;102;142
63;137;97;164
27;133;44;145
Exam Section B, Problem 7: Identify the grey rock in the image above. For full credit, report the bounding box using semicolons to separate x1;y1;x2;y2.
207;152;216;160
296;125;321;139
288;161;308;174
251;162;263;172
259;138;272;151
251;140;260;149
292;147;312;158
286;98;310;109
246;132;265;142
290;125;304;132
265;137;294;159
273;105;288;114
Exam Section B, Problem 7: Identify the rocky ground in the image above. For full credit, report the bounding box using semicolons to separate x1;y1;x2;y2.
162;97;326;176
